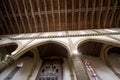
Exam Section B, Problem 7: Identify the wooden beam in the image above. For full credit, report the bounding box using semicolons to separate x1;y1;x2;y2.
0;18;5;34
78;0;81;29
72;0;74;30
22;0;32;32
2;1;15;34
84;0;88;29
65;0;67;30
51;0;55;31
43;0;50;31
15;0;26;33
97;0;103;29
29;0;38;32
103;0;110;28
116;12;120;28
3;6;120;18
109;0;118;28
36;0;44;32
58;0;61;30
8;0;20;33
91;0;96;29
0;9;10;34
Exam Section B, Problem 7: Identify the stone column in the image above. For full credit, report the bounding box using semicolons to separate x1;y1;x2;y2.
72;54;90;80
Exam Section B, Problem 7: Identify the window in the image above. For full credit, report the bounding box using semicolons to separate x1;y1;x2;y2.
84;60;100;80
39;60;62;80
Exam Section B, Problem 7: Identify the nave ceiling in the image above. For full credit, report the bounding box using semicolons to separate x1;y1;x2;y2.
0;0;120;35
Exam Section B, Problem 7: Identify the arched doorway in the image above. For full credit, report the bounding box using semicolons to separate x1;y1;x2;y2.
35;43;69;80
78;41;120;80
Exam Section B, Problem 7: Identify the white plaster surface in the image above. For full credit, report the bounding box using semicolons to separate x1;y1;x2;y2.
84;56;120;80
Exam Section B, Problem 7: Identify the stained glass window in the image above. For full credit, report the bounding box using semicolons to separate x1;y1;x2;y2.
38;59;62;80
84;60;100;80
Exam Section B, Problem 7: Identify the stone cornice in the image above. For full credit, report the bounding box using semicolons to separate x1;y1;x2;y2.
4;32;120;40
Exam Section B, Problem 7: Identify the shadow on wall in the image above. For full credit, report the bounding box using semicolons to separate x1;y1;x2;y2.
0;43;18;61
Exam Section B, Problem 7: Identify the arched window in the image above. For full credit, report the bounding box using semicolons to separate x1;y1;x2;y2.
39;59;63;80
35;42;68;80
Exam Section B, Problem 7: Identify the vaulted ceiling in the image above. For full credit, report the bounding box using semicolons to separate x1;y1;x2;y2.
0;0;120;35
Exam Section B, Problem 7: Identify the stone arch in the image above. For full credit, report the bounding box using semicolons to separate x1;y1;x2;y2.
26;49;39;80
77;38;120;80
8;48;39;80
0;43;39;80
103;45;120;78
12;40;74;80
13;40;71;60
77;38;120;51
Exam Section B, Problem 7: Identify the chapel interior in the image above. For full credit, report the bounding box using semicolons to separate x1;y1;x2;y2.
0;0;120;80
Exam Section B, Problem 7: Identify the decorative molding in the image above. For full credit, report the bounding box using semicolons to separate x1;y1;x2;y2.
5;32;120;40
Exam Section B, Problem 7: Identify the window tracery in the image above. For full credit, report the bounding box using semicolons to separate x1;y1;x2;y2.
39;61;62;80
